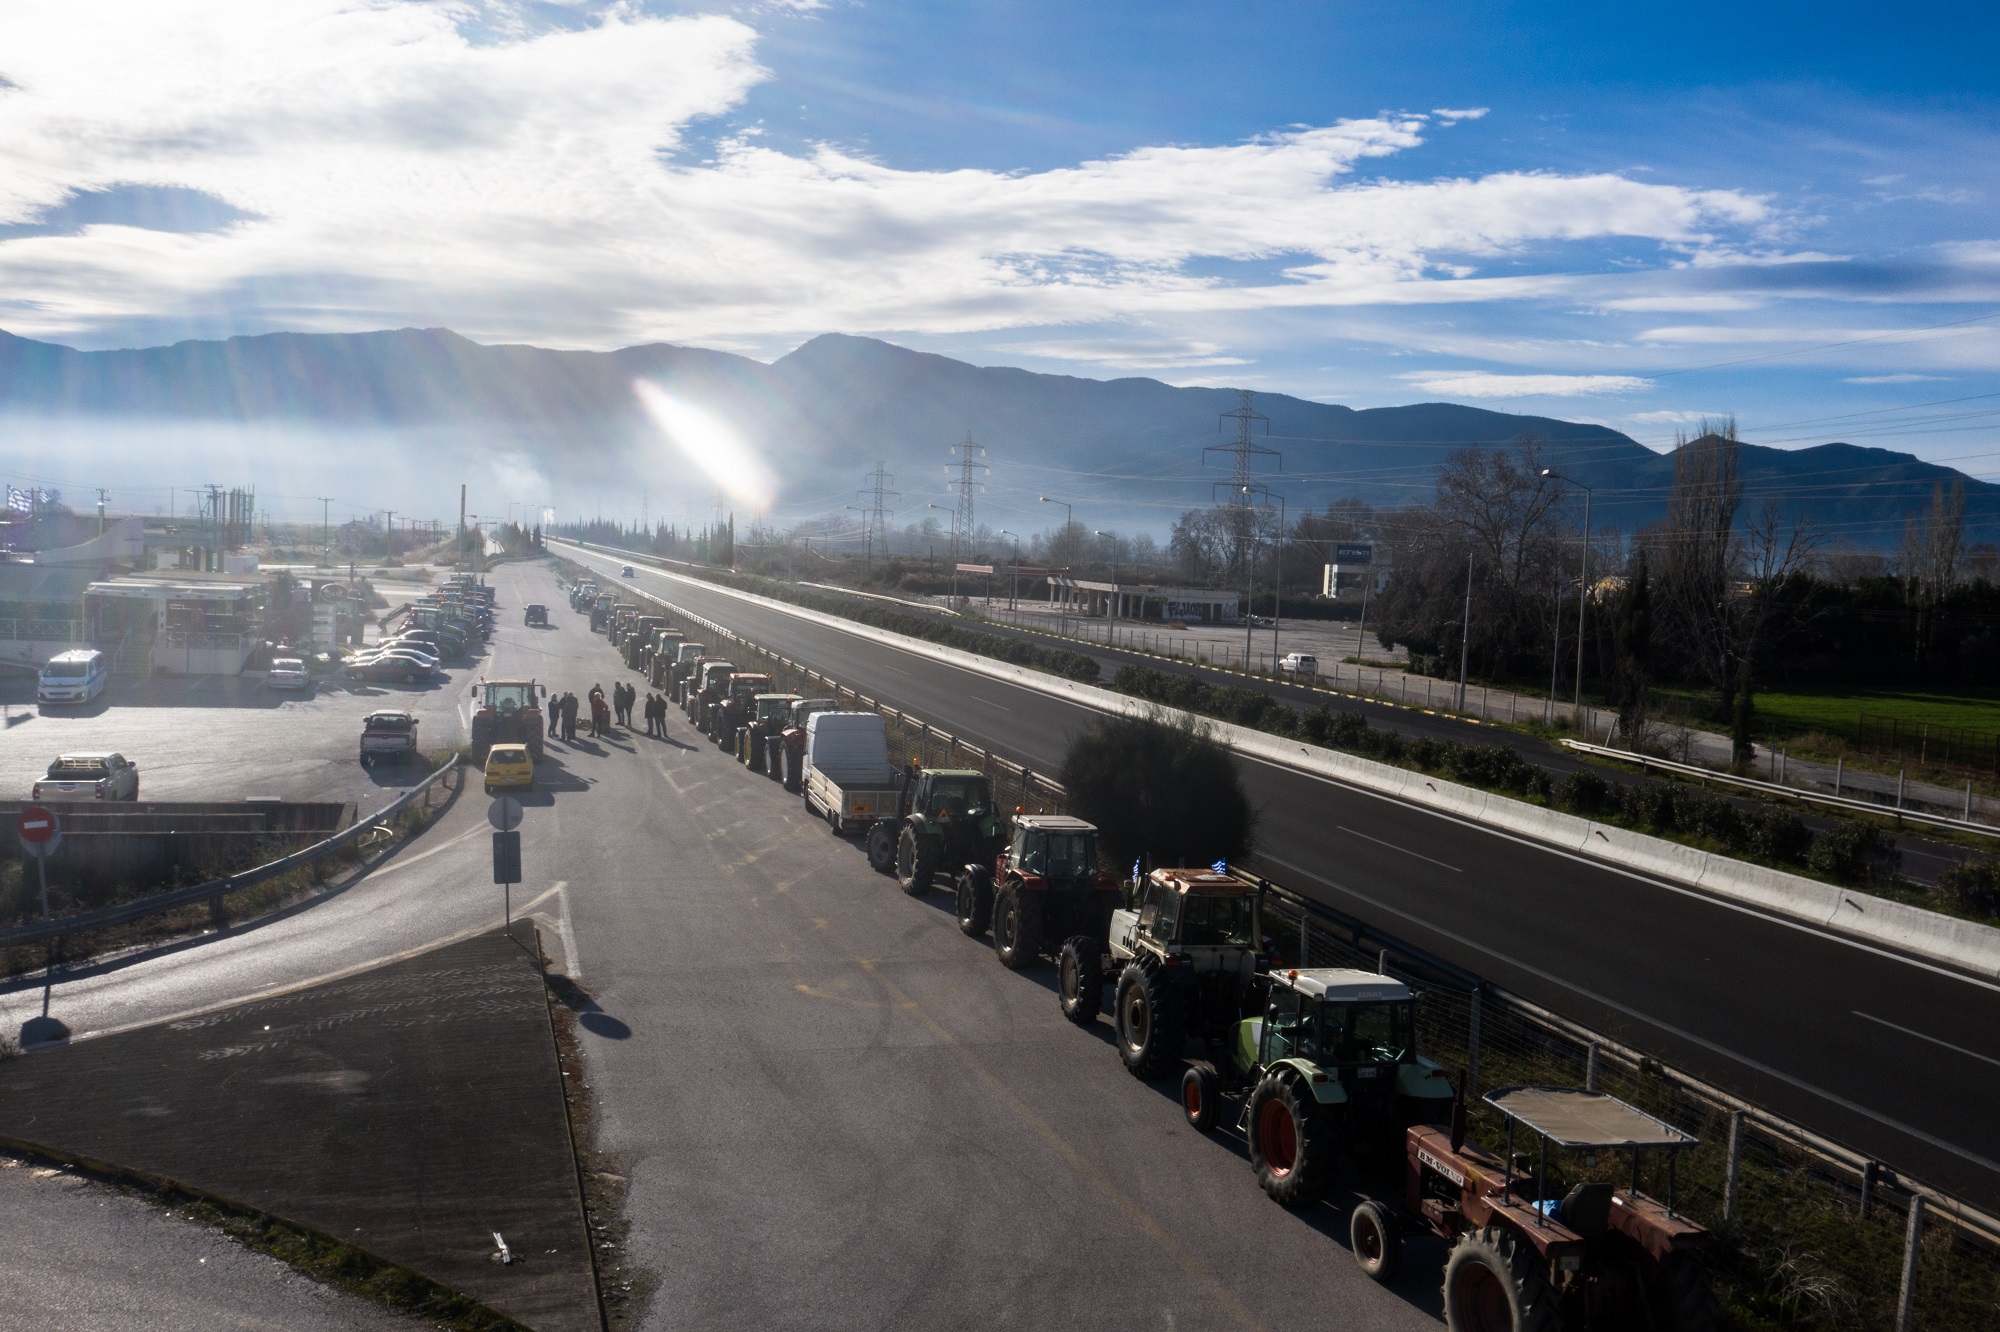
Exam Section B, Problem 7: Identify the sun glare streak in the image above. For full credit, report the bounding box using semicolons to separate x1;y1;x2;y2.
632;378;775;513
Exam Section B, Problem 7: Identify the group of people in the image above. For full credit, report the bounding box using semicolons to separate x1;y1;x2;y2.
544;680;672;742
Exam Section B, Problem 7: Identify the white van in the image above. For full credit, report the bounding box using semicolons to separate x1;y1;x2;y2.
1277;651;1319;677
38;649;110;705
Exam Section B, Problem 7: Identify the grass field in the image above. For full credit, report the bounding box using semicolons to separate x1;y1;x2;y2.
1656;684;2000;740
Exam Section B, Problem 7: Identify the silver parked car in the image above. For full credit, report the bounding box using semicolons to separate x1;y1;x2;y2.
32;751;140;801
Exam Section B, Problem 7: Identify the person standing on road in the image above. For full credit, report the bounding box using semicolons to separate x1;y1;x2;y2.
647;691;664;736
561;691;579;742
589;685;608;738
548;693;561;738
617;681;632;727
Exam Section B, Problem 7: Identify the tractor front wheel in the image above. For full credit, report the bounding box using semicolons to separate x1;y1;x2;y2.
1350;1200;1402;1284
1441;1226;1559;1332
1057;936;1101;1023
1181;1064;1222;1133
1247;1072;1336;1207
866;822;897;875
470;714;495;758
992;885;1043;969
1114;960;1183;1080
955;870;993;938
896;826;938;896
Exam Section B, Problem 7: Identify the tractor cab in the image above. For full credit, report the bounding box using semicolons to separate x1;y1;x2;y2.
1233;969;1452;1137
713;673;775;743
1354;1087;1715;1330
754;693;800;726
470;678;546;760
875;768;1005;899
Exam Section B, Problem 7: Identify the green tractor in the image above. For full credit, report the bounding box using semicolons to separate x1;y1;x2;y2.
865;766;1005;899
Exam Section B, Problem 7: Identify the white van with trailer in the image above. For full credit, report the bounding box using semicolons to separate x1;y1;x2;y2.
37;649;110;705
801;711;903;836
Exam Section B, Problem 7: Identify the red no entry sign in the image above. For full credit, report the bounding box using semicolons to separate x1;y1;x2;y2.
18;806;57;844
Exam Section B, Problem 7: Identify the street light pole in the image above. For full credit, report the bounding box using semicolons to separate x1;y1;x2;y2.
1039;497;1072;634
1270;493;1286;668
1543;469;1595;721
928;503;957;604
999;531;1019;610
1458;546;1474;711
1095;531;1119;644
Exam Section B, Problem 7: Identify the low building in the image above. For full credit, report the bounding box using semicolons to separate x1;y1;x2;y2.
86;577;265;676
1046;577;1240;624
0;564;95;669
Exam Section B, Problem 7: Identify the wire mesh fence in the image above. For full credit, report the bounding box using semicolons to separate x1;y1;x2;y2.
591;558;2000;1332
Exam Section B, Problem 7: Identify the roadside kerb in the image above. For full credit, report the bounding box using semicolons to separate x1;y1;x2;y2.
0;757;462;950
557;541;2000;981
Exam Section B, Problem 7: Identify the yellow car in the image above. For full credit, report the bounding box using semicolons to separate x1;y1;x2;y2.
483;743;534;793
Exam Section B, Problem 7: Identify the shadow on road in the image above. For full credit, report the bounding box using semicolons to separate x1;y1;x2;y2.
542;971;632;1039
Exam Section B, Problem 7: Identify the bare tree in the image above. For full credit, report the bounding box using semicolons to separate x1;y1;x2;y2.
1729;500;1822;763
1656;421;1745;721
1899;480;1967;667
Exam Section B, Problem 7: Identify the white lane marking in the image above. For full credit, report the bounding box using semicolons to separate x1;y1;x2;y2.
1262;852;2000;1177
1337;825;1461;872
33;883;570;1049
971;696;1013;713
1245;753;2000;996
1855;1010;2000;1070
879;663;911;676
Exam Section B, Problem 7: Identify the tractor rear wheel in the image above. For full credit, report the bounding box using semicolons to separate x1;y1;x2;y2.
1350;1200;1402;1284
896;826;938;895
1247;1072;1336;1207
1114;960;1183;1080
527;731;544;762
1650;1255;1718;1332
955;870;993;938
1181;1064;1222;1133
992;885;1043;968
866;822;897;874
1441;1226;1558;1332
1057;936;1101;1023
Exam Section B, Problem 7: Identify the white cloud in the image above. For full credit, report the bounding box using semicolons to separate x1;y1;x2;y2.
1630;409;1727;423
994;338;1249;369
1400;371;1654;398
0;1;1778;350
1844;373;1948;384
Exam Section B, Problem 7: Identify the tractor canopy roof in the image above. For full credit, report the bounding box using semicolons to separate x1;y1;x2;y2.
1015;814;1096;834
924;768;988;780
1146;868;1259;897
1272;967;1412;1004
1484;1088;1699;1151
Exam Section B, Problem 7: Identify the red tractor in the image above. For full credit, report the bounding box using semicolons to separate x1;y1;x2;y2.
1350;1084;1717;1332
469;679;547;761
951;814;1122;972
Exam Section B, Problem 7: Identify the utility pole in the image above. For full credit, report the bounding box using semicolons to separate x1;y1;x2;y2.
1206;390;1280;665
317;497;334;567
385;510;395;561
1458;547;1474;711
95;487;109;537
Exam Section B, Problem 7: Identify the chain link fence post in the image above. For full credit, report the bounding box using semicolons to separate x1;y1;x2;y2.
1897;1194;1926;1332
1467;986;1482;1099
1723;1110;1743;1223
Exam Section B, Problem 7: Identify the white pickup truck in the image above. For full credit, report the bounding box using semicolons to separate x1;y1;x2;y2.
359;711;421;766
801;712;902;837
32;752;140;801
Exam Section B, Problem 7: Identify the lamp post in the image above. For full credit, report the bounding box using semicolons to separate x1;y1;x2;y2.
1268;492;1286;670
928;503;957;603
1458;545;1474;712
1095;530;1119;643
999;531;1020;610
1542;469;1594;721
1039;497;1072;633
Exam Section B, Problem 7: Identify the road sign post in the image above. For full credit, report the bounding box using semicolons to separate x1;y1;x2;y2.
487;796;524;938
18;806;59;921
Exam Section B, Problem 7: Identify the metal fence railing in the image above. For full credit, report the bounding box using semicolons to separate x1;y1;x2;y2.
575;553;2000;1332
1861;714;2000;779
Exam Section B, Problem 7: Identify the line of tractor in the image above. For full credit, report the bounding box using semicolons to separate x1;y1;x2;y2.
570;574;1721;1332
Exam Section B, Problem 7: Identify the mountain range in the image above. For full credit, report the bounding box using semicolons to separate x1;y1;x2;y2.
2;325;1992;549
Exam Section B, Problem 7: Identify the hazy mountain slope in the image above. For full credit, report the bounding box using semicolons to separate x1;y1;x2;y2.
0;325;1989;546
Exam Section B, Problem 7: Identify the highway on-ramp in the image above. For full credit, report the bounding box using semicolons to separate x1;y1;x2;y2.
557;540;2000;1215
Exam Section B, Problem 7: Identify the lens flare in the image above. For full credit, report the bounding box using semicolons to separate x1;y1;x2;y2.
632;379;775;512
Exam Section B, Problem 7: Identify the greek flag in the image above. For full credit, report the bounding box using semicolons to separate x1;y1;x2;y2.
1210;859;1229;873
6;487;32;513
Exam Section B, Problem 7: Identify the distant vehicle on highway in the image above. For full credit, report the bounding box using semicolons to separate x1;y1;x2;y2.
359;711;420;765
524;603;548;626
1277;652;1318;676
33;751;139;801
621;564;636;577
482;743;534;794
267;657;311;690
37;649;109;705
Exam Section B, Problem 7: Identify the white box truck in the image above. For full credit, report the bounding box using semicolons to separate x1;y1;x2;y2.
802;711;903;837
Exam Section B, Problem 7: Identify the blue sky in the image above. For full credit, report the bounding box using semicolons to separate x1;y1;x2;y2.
1;0;1996;479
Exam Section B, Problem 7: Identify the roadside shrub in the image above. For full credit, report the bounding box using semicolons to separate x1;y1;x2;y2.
1408;738;1445;770
1933;858;2000;918
1744;808;1813;866
1060;712;1257;870
1806;821;1901;888
1678;793;1745;849
1553;771;1610;816
1618;782;1679;833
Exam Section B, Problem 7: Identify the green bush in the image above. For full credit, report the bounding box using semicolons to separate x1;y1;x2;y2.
1059;712;1256;871
1806;820;1900;887
1933;858;2000;917
1553;771;1610;815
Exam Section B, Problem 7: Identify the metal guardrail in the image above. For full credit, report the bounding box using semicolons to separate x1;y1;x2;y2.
565;545;2000;1312
0;757;461;949
1563;738;2000;840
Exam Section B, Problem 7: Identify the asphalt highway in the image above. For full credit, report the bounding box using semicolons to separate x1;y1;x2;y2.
557;540;2000;1215
6;560;1448;1331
